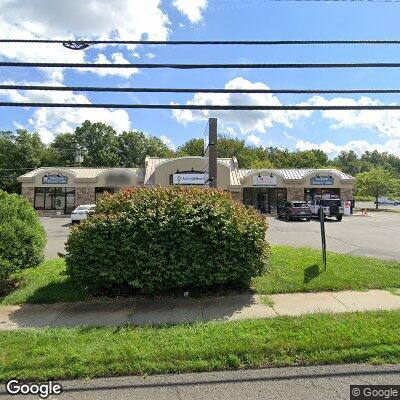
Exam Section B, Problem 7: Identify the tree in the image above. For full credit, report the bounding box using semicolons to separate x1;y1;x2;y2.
117;131;172;167
356;169;398;209
0;130;48;193
176;138;204;156
49;133;80;166
74;121;120;167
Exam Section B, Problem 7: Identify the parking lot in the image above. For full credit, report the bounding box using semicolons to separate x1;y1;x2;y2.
41;212;400;261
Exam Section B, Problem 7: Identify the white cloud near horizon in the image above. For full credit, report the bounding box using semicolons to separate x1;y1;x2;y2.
173;0;207;23
0;81;131;143
296;138;400;158
171;77;311;134
160;135;176;150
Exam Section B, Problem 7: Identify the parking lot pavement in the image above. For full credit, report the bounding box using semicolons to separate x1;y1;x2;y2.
267;212;400;260
41;213;400;261
40;216;71;259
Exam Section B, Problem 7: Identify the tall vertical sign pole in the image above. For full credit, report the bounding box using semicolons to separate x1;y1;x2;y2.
319;207;327;270
208;118;218;188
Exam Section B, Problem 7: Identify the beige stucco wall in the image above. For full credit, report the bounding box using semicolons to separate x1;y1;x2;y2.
152;158;231;189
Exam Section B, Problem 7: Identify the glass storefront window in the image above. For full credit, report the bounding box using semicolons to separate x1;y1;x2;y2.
34;187;75;213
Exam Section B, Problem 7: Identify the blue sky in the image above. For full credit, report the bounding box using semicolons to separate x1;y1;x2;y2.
1;0;400;158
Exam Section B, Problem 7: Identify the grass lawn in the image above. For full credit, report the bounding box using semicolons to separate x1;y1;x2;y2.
254;246;400;294
0;310;400;381
1;246;399;304
0;259;85;305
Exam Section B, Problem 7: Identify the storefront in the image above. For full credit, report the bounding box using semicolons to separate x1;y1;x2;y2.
18;157;355;215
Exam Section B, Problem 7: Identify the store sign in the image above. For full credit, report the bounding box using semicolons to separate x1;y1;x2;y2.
42;175;68;184
310;176;334;185
253;174;277;187
173;173;205;185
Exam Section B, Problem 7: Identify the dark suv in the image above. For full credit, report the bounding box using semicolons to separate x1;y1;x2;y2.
277;201;312;221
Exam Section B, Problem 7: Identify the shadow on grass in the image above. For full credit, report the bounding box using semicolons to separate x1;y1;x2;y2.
303;264;321;284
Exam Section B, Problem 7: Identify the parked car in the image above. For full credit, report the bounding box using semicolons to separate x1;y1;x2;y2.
309;198;344;221
277;201;312;221
71;204;96;223
374;197;399;206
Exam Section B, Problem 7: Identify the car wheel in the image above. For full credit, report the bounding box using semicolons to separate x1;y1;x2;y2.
306;218;311;222
336;215;343;222
285;212;291;221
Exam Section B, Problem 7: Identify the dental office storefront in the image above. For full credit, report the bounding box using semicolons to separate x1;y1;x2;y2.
19;156;355;215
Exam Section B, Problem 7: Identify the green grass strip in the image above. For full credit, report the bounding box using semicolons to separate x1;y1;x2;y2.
254;246;400;294
1;310;400;381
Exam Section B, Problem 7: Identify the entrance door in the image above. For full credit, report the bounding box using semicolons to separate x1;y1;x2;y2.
258;193;269;213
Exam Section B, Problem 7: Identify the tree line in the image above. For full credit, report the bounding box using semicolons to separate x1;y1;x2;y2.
1;120;400;199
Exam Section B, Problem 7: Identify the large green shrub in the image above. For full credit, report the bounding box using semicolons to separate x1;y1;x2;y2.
66;187;269;294
0;190;46;281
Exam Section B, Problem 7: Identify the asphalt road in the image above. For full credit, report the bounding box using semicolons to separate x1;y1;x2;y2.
41;212;400;261
2;364;399;400
267;212;400;260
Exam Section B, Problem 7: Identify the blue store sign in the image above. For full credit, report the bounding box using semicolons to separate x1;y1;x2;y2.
310;176;334;185
42;174;68;184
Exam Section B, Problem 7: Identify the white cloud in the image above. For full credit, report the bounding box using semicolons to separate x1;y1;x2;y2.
171;77;310;134
173;0;207;23
0;81;131;143
160;135;176;151
80;53;139;78
296;138;400;158
0;0;169;78
247;134;261;146
305;95;400;138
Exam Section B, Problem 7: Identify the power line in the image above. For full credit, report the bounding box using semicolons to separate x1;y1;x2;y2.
2;39;400;45
4;62;400;69
3;85;400;94
1;102;400;110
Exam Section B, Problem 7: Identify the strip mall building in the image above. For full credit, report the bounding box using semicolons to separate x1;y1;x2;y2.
18;156;355;215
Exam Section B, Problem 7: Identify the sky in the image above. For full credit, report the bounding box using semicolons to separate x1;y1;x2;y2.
1;0;400;158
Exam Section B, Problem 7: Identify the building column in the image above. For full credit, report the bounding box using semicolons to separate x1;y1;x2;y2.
21;186;35;207
340;188;353;201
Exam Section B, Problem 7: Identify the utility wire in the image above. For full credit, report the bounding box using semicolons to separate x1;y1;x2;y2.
2;39;400;45
3;85;400;94
5;62;400;69
1;102;400;110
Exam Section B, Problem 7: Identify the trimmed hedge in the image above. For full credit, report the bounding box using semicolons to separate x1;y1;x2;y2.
66;187;269;294
0;190;46;282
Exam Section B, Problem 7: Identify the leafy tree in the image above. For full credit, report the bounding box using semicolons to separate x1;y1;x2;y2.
74;121;120;167
49;133;80;166
356;169;398;209
117;131;172;167
176;138;204;156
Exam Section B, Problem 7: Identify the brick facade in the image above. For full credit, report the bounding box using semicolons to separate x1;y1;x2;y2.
340;188;353;201
21;186;34;206
75;187;95;206
287;187;304;202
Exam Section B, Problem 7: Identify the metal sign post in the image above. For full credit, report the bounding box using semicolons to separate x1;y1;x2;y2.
204;118;217;188
319;207;327;270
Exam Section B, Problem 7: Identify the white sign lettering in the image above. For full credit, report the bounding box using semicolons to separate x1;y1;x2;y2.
173;173;205;185
253;174;277;186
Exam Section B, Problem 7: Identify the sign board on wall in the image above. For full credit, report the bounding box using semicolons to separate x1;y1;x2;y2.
253;174;277;187
42;175;68;184
173;173;205;185
310;176;334;186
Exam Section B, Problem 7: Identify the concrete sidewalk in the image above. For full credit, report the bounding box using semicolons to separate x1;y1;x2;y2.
0;289;400;330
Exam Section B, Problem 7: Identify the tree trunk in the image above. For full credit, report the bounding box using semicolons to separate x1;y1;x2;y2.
375;189;379;210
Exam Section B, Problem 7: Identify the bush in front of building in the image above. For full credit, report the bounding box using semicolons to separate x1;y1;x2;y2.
66;187;269;295
0;190;46;282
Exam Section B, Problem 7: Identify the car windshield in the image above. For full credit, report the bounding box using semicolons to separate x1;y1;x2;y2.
292;202;308;207
76;205;95;211
320;199;341;206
